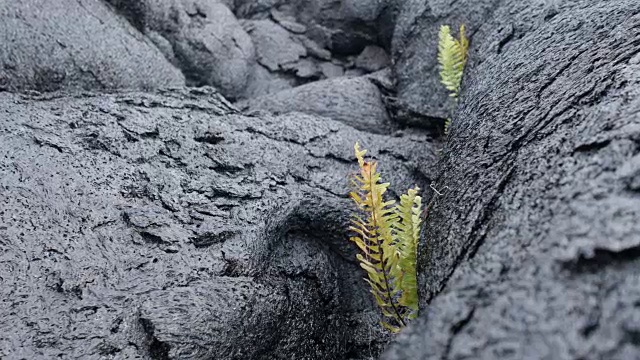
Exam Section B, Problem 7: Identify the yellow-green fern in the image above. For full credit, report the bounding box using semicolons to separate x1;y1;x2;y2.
348;143;421;332
393;188;421;318
438;24;469;98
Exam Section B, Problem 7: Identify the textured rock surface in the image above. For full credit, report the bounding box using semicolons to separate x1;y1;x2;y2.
107;0;255;100
2;0;639;358
383;1;640;359
226;0;400;99
241;62;298;100
0;0;399;99
0;88;436;359
239;17;390;100
234;0;388;54
101;0;398;100
355;45;391;72
244;19;307;72
238;76;392;134
0;0;185;92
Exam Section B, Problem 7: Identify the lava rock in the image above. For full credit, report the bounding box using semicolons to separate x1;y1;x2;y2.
270;9;307;34
235;0;385;55
341;0;386;22
237;19;314;99
392;0;501;120
281;59;322;79
238;76;393;134
108;0;255;100
0;0;185;92
0;88;437;359
241;63;297;100
243;19;307;72
383;1;640;359
355;45;391;72
320;63;345;78
300;36;333;61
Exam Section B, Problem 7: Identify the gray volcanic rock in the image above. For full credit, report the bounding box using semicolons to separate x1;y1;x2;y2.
270;9;307;34
241;62;297;100
282;59;322;79
0;88;437;359
238;76;392;134
0;0;185;92
108;0;255;100
238;19;314;99
300;36;333;61
234;0;281;18
320;63;345;78
384;1;640;359
235;0;393;55
355;45;390;72
3;0;639;359
342;0;386;22
243;19;306;71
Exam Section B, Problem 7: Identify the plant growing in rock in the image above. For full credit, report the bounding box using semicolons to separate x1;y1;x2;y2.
438;24;469;133
438;24;469;98
348;143;421;333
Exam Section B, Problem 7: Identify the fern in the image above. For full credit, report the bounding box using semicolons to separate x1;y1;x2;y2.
438;24;469;98
394;188;421;318
348;143;421;332
444;118;452;135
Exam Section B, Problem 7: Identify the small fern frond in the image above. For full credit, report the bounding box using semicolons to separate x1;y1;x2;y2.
381;321;402;333
438;25;464;97
393;188;421;318
349;142;405;330
349;143;422;332
438;24;469;98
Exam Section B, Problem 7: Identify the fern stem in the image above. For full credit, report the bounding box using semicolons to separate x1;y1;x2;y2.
381;254;406;327
367;166;406;328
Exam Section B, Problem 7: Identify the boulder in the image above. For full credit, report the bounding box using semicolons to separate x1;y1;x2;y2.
241;63;297;100
235;0;389;55
243;19;306;71
237;19;314;99
320;63;345;78
238;76;393;134
0;88;437;359
355;45;391;72
108;0;255;100
0;0;184;92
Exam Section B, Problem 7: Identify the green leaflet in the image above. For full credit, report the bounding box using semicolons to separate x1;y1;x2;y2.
438;24;469;98
394;188;421;318
438;24;469;136
348;142;422;332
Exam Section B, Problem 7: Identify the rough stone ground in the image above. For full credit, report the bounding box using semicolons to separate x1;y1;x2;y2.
2;0;640;359
0;88;436;359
